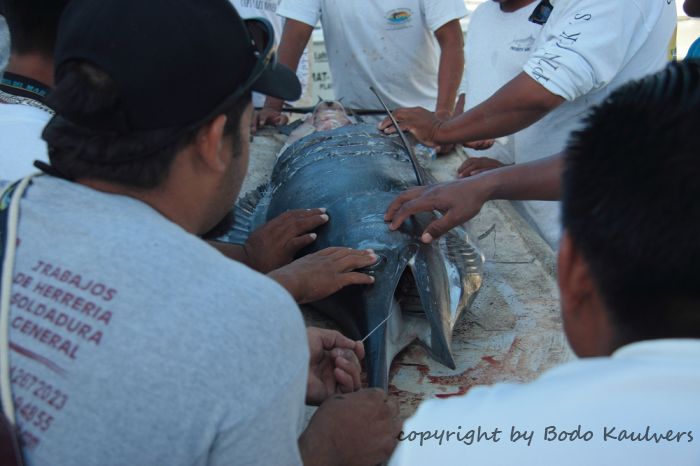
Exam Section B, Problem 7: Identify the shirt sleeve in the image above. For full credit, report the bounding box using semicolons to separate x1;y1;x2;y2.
277;0;322;27
523;1;647;101
421;0;469;32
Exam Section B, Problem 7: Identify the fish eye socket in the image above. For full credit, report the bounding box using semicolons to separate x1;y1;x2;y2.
361;254;386;274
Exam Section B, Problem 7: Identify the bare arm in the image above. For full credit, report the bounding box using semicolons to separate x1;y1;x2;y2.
439;72;564;143
483;152;563;200
385;153;563;243
209;241;249;264
380;72;565;147
433;20;464;118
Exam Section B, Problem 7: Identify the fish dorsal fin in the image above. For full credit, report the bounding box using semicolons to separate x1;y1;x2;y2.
217;183;272;245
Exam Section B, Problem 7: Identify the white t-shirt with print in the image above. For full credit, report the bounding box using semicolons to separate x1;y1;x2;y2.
278;0;468;110
389;339;700;465
458;0;541;164
230;0;310;107
514;0;677;249
0;103;50;181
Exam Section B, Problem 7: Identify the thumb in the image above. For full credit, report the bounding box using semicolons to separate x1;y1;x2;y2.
421;213;459;244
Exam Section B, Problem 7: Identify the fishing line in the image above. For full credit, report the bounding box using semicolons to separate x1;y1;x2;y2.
360;309;394;343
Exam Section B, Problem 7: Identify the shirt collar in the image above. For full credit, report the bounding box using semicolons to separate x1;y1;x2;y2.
1;72;51;101
0;72;54;114
612;339;700;361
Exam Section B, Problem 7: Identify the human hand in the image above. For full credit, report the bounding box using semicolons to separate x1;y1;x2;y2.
268;247;377;304
377;107;443;147
457;156;506;177
299;389;402;466
384;178;492;243
244;208;329;273
252;106;289;133
463;139;496;151
305;327;365;406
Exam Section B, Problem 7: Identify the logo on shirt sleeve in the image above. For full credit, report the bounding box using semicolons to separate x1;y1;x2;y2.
386;8;413;29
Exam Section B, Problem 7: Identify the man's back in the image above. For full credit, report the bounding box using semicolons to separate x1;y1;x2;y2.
390;340;700;465
8;176;309;465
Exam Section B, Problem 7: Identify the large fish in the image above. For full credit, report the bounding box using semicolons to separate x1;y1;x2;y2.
226;102;483;388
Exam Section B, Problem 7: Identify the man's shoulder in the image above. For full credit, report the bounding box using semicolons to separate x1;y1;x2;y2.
0;101;51;123
414;346;700;418
472;0;498;16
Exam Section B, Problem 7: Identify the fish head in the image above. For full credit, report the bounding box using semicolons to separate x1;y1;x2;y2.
312;100;353;131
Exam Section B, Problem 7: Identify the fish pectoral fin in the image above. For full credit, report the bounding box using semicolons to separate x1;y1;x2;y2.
218;183;271;245
408;248;460;371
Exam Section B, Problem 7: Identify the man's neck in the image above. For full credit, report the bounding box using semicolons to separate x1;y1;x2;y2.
5;53;54;88
500;0;538;13
77;170;210;237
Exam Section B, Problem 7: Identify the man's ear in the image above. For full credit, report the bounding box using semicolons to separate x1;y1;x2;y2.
558;230;615;356
194;114;229;172
558;230;596;322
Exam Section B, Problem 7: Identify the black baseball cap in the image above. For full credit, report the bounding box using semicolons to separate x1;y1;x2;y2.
53;0;301;132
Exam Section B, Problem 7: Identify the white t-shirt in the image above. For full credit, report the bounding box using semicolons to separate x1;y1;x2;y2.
458;1;541;164
0;103;51;180
7;176;309;466
390;339;700;465
514;0;677;249
230;0;310;107
278;0;468;110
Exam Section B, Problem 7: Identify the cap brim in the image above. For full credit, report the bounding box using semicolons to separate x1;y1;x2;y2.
252;61;302;102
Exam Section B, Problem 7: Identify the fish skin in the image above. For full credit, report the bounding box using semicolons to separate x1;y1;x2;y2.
227;107;483;389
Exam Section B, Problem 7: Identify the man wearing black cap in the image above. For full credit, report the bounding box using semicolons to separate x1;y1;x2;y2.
0;0;375;304
3;0;401;465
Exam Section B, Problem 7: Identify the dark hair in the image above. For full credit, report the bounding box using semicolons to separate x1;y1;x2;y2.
1;0;69;56
562;59;700;343
43;61;250;188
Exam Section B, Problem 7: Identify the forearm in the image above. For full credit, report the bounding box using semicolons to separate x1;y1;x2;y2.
264;19;313;110
437;72;564;144
208;241;253;266
479;153;563;201
267;267;302;302
434;21;464;116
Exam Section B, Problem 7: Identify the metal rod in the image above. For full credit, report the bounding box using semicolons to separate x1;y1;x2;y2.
368;86;425;186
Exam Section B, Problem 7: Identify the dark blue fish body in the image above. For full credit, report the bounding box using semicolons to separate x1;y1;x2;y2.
227;123;483;388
